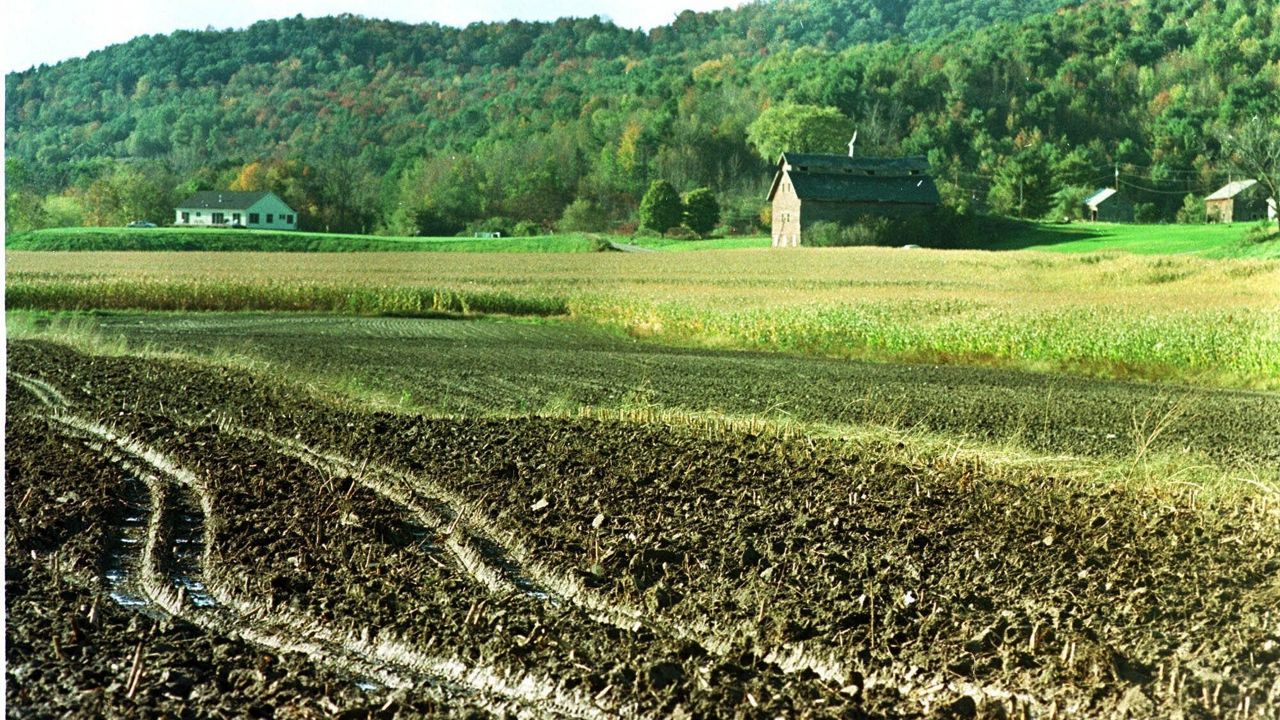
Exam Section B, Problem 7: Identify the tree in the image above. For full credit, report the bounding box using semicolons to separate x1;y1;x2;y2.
746;103;852;164
682;187;720;237
1176;193;1205;224
1220;117;1280;232
638;180;683;233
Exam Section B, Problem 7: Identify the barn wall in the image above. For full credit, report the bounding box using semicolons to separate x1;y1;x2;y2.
771;173;802;247
1093;198;1134;222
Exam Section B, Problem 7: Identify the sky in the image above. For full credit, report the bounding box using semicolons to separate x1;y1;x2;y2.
4;0;737;73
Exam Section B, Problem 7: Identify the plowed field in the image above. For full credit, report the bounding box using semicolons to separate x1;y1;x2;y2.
7;339;1280;718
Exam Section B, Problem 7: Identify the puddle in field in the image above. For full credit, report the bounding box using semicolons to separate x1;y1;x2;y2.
472;534;550;600
103;474;160;613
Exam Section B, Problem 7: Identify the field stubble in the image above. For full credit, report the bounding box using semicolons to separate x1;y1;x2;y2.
7;247;1280;388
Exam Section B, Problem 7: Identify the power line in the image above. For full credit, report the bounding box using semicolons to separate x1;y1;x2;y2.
1117;178;1213;195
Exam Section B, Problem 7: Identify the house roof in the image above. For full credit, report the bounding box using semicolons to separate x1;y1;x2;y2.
1084;188;1118;207
767;153;940;205
177;191;293;211
1206;179;1258;201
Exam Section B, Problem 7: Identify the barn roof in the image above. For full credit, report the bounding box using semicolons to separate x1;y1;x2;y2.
177;191;293;211
767;153;940;205
1206;179;1258;201
1084;188;1119;207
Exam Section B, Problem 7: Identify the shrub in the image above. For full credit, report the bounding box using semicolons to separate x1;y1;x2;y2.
665;225;699;240
512;220;542;237
802;210;971;248
413;208;463;237
1134;202;1161;224
558;198;608;233
804;221;846;247
1242;223;1278;244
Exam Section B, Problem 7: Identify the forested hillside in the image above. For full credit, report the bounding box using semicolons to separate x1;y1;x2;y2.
6;0;1279;235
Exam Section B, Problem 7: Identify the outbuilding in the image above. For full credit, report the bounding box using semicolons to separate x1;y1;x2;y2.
766;153;940;247
175;191;298;230
1205;180;1271;224
1083;187;1133;223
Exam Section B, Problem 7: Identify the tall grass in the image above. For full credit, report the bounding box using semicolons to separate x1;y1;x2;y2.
575;298;1279;386
8;247;1279;388
4;227;611;253
6;279;568;317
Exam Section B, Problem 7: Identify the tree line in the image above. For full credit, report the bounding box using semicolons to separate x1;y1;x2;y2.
5;0;1278;236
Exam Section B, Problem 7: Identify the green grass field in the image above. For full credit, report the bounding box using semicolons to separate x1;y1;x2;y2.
976;219;1280;258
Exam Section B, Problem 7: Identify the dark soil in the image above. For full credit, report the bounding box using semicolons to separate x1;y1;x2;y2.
7;339;1280;718
86;313;1280;468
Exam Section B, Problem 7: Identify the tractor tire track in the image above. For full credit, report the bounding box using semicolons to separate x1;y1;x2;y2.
221;420;862;690
10;371;622;720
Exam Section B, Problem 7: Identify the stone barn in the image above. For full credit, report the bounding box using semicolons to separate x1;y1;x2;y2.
1205;180;1272;223
767;153;940;247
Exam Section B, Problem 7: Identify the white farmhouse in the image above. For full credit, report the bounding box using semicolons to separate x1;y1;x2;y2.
174;191;298;230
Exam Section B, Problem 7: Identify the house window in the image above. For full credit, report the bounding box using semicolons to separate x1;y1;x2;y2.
285;214;293;224
196;212;202;217
267;213;274;223
249;213;260;224
212;212;225;224
181;212;190;223
232;213;241;224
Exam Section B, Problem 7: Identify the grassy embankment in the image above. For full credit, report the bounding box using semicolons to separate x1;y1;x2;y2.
7;220;1279;256
8;248;1279;390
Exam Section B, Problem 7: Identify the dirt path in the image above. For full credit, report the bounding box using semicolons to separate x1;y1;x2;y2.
8;339;1280;718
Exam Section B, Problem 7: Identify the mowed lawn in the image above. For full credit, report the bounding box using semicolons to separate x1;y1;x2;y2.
979;220;1280;258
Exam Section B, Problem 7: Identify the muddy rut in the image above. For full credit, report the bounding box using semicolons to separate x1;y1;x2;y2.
7;340;1280;718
